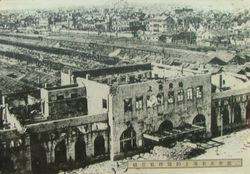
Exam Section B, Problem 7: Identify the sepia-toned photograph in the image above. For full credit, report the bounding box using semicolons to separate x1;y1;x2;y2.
0;0;250;174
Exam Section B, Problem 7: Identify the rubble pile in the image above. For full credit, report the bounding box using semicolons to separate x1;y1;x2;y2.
134;141;198;161
63;141;200;174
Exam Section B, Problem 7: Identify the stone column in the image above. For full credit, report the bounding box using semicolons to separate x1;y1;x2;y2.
241;101;247;121
67;139;75;161
228;104;233;124
85;134;94;157
104;131;109;154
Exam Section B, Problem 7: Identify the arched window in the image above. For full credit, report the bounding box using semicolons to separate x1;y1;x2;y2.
120;127;136;153
193;114;206;127
75;139;86;163
157;93;164;105
94;136;105;156
169;83;173;89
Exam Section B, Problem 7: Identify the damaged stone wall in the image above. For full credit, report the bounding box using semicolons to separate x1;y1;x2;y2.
0;130;31;174
212;93;250;136
28;114;109;173
110;74;212;160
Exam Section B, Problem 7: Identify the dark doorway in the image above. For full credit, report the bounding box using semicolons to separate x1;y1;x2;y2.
234;104;242;123
94;136;105;156
0;148;14;173
120;127;137;153
211;108;218;136
222;107;230;126
75;139;86;163
193;114;206;127
246;101;250;120
158;120;173;132
30;133;47;174
31;144;47;173
55;140;67;164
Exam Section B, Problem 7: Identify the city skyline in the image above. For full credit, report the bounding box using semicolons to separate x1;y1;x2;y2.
0;0;249;12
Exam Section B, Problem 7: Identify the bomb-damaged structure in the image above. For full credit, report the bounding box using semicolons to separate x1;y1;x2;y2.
0;63;250;173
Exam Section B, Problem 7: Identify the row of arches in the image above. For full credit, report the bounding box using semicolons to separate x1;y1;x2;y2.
119;114;206;153
211;101;250;136
158;114;206;132
31;135;106;172
220;103;244;127
0;150;14;172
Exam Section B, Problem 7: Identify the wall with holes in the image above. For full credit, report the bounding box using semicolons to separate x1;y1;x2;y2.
110;74;212;160
29;121;109;172
0;130;31;174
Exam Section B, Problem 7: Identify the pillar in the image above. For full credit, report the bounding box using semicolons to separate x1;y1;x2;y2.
85;134;94;157
104;131;109;154
67;139;75;161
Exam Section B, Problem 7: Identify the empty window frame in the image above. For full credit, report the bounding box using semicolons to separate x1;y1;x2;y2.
168;91;174;104
135;96;143;110
177;90;184;102
71;93;77;98
120;76;126;82
129;75;135;83
159;84;163;91
187;88;193;100
146;95;157;108
169;83;173;89
179;82;183;88
51;95;56;101
57;95;64;100
124;98;132;112
196;86;203;99
157;93;164;105
102;99;107;109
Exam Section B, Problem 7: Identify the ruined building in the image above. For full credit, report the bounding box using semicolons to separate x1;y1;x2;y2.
0;63;250;173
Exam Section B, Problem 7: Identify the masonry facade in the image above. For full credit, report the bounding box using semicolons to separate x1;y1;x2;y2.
109;74;212;160
1;63;250;173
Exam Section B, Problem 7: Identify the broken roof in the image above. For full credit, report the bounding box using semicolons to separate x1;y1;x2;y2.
72;63;152;78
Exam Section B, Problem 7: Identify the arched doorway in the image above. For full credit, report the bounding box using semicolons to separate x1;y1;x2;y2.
75;139;86;163
193;114;206;127
120;127;136;153
246;101;250;120
222;107;229;126
94;136;105;156
158;120;173;132
234;104;242;123
55;140;67;164
30;133;47;174
31;144;47;173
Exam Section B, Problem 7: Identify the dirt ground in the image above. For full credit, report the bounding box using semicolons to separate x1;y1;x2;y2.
60;128;250;174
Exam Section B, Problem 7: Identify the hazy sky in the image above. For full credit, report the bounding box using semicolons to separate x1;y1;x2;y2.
0;0;249;11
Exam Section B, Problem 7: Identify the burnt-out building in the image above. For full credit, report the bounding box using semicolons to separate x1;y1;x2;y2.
40;84;88;120
0;84;109;174
1;63;250;173
63;63;212;160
